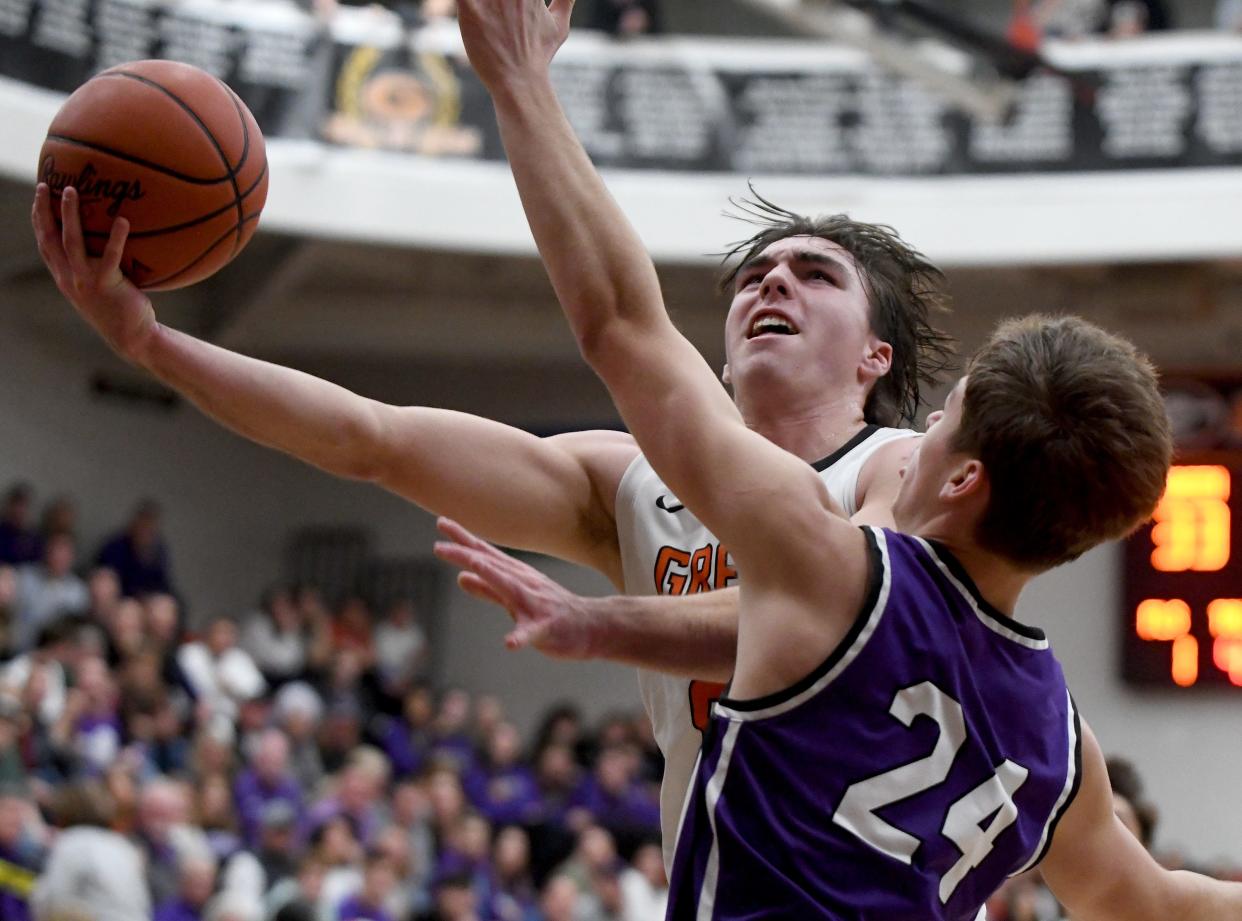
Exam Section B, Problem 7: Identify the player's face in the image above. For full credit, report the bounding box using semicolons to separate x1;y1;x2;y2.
891;377;967;530
723;236;889;402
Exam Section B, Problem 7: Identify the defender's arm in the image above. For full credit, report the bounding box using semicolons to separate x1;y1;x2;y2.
1042;721;1242;921
458;0;861;583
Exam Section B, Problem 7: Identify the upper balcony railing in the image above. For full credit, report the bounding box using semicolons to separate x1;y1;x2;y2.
3;3;1242;264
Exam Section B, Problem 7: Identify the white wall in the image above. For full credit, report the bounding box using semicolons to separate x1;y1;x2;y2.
0;313;435;621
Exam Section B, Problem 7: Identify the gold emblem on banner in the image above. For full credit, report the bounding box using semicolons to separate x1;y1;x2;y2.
323;46;481;155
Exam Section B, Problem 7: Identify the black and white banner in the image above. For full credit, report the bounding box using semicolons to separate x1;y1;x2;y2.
2;0;1241;175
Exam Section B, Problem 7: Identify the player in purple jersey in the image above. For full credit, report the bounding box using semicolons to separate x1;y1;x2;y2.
435;0;1242;917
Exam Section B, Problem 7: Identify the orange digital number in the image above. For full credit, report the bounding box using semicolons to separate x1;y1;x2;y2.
1135;598;1197;686
1150;465;1231;572
1208;599;1242;686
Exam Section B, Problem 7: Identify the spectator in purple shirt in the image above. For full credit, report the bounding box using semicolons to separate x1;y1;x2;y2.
306;749;390;849
154;846;217;921
429;688;476;775
0;484;40;567
96;499;175;599
463;722;540;827
379;683;434;780
436;814;495;912
336;850;399;921
567;746;660;853
234;728;303;849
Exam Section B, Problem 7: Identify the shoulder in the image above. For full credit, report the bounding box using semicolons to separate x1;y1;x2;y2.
859;432;919;482
546;429;641;498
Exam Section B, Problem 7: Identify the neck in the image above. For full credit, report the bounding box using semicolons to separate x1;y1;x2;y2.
919;526;1032;616
736;384;870;462
743;404;870;464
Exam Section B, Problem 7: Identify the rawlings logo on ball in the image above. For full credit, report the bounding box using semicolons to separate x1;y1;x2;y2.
39;156;146;217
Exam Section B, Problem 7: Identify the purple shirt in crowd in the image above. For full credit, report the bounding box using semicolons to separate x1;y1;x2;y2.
154;899;202;921
233;768;303;848
463;763;542;826
0;522;40;565
379;717;430;780
336;894;393;921
569;776;661;836
0;844;36;921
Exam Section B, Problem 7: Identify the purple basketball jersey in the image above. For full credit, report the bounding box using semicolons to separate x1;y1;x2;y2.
667;527;1082;921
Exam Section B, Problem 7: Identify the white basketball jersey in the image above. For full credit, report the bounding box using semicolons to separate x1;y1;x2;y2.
613;424;917;871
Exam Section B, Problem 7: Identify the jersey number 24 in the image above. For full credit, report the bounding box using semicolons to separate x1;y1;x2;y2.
832;681;1030;903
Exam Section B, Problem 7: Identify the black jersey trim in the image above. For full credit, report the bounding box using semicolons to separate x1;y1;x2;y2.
716;527;884;713
810;425;879;473
1029;695;1084;869
924;539;1046;643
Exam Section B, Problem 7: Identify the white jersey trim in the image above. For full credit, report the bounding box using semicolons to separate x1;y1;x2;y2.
713;527;892;722
1010;690;1083;876
914;537;1050;651
696;719;742;921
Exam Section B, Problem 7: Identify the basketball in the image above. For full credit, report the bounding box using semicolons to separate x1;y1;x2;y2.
37;60;269;292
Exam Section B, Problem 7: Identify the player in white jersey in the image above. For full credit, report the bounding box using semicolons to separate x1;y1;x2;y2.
33;26;949;870
615;423;914;867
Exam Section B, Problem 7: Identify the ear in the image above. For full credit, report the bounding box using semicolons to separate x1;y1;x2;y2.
940;458;987;504
721;363;732;387
860;339;893;383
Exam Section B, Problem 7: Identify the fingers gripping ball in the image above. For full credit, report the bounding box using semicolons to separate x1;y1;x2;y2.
37;60;269;291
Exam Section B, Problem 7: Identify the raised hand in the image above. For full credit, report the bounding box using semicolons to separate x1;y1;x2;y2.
434;516;596;659
31;183;157;363
456;0;575;94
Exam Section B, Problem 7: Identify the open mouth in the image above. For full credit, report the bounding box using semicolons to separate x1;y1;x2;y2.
747;312;800;339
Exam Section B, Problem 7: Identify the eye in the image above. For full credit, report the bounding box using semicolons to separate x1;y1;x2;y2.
808;269;833;284
741;272;763;288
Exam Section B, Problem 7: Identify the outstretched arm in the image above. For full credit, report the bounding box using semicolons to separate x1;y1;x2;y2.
31;186;635;579
434;518;738;681
458;0;862;586
1041;721;1242;921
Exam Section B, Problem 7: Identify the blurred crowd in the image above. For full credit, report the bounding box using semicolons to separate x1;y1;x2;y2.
0;481;667;921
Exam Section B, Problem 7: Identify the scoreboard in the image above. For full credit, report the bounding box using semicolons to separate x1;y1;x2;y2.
1122;457;1242;688
1122;375;1242;689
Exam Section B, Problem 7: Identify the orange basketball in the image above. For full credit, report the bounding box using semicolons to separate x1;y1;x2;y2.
37;60;269;292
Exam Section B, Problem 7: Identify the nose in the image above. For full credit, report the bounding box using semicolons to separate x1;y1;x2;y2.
759;264;793;301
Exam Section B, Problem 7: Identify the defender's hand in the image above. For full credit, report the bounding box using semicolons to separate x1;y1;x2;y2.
434;517;595;659
456;0;574;94
32;183;158;363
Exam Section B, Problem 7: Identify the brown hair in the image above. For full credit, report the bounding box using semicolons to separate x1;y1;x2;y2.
953;315;1172;569
720;191;956;426
50;779;116;829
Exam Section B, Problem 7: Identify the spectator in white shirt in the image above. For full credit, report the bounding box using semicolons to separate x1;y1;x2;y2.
620;841;668;921
242;586;308;686
14;532;87;652
178;618;266;727
373;598;428;700
31;779;150;921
